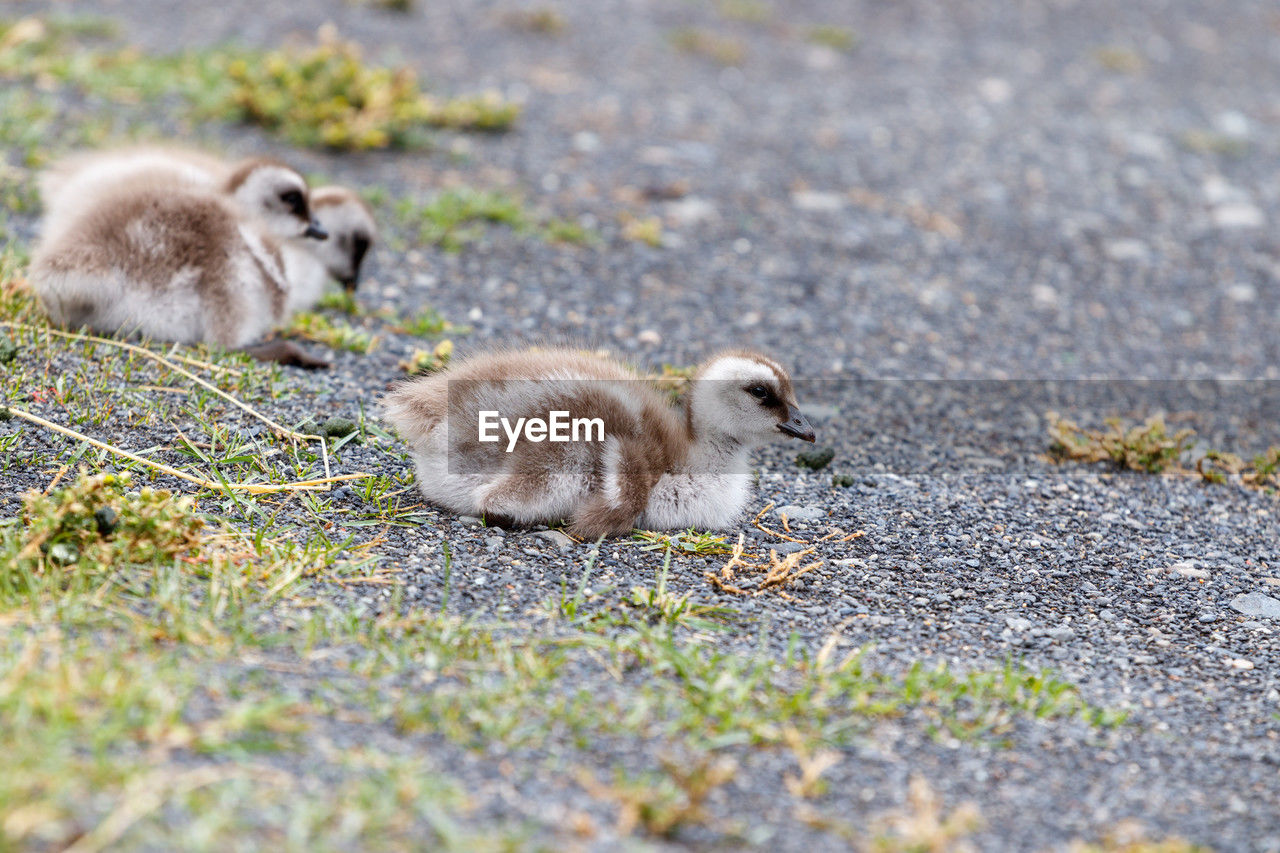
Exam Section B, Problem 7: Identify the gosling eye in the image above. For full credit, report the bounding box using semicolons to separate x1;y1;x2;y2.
748;385;769;400
279;189;305;216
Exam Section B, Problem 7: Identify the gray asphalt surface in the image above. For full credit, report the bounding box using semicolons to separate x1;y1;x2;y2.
3;0;1280;849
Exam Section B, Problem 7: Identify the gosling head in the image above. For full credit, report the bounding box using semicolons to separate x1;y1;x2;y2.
306;186;378;291
690;351;816;446
225;159;328;242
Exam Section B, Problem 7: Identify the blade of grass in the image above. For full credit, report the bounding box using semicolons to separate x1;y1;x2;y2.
5;406;368;494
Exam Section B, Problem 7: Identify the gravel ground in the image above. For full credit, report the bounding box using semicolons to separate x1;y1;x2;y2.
4;0;1280;849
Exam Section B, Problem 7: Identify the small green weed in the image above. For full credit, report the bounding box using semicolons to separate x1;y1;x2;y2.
399;188;527;250
806;25;858;52
224;28;518;148
10;470;203;585
317;290;363;315
393;187;594;250
541;217;596;245
399;339;454;375
1180;129;1248;158
620;212;664;247
582;755;738;838
1196;446;1280;489
635;527;732;556
285;312;377;354
1093;45;1144;73
624;552;737;629
1051;412;1280;495
553;547;599;622
390;305;456;337
1048;413;1194;474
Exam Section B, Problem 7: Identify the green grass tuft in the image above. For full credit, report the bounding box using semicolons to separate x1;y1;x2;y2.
635;527;733;556
224;29;517;148
0;17;518;152
1048;414;1194;474
10;471;203;583
806;25;858;52
285;312;378;354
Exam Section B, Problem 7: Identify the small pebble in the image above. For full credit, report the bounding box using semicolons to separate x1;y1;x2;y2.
1230;592;1280;619
773;505;825;522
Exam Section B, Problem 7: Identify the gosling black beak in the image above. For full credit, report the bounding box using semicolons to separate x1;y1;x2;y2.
339;274;359;293
304;221;329;241
778;405;816;442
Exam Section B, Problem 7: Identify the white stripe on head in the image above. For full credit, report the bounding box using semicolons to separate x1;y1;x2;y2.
697;355;783;386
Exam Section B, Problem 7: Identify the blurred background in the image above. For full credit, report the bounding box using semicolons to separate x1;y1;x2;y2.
3;0;1278;381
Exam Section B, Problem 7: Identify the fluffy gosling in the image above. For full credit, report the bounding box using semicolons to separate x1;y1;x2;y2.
40;146;378;299
29;159;332;364
383;347;816;539
287;185;378;313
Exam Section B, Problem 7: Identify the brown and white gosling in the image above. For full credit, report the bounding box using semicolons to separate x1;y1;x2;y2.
39;146;379;306
383;347;816;539
29;158;332;365
291;185;378;307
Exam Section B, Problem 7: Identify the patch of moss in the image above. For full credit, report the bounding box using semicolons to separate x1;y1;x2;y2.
0;17;518;152
399;340;454;375
1093;45;1144;74
1048;414;1193;474
14;471;204;579
285;312;377;354
620;213;664;247
225;28;518;149
395;188;592;251
806;25;858;52
796;446;835;470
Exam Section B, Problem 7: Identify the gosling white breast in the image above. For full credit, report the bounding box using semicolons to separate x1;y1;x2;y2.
383;347;815;539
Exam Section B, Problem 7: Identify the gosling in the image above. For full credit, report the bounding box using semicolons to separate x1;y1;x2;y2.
383;347;816;538
286;185;378;313
40;146;378;299
29;159;332;365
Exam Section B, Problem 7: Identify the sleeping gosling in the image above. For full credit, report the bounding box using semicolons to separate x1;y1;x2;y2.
383;347;816;539
29;159;332;364
40;146;378;303
286;185;378;313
